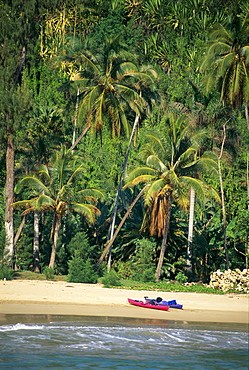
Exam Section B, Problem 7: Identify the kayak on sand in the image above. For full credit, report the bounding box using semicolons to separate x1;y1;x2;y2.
145;297;183;309
128;298;169;311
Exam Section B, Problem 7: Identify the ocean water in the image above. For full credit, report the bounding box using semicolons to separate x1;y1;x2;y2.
0;315;248;369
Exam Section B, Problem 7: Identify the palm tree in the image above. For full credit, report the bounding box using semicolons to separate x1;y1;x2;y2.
67;35;158;264
26;105;65;165
201;14;249;128
13;145;104;269
201;15;249;269
61;35;158;270
124;113;219;281
12;105;65;271
67;34;157;143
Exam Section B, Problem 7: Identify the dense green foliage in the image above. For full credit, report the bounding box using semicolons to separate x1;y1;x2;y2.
67;231;98;283
1;0;249;285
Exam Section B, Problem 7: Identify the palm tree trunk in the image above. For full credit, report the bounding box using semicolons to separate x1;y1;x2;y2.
49;215;61;269
72;87;80;148
33;211;40;272
245;102;249;131
4;45;27;267
69;124;91;151
186;186;195;279
14;215;26;246
218;125;229;269
97;186;146;267
5;131;15;266
107;114;140;272
155;196;172;282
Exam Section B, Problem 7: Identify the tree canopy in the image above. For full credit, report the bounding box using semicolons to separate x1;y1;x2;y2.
0;0;248;282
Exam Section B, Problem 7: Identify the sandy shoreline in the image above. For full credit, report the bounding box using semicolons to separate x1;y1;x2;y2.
0;279;248;325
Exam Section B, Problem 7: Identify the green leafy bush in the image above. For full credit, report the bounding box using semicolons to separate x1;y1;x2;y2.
126;238;156;282
0;264;13;280
175;271;188;284
141;267;155;282
43;266;55;280
67;252;98;283
67;232;91;259
100;270;121;287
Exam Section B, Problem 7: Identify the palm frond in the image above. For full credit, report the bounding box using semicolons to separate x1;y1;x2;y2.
14;176;51;196
81;84;101;113
12;199;38;210
124;174;156;189
35;194;55;209
37;164;51;181
76;188;105;202
191;130;208;146
145;134;165;153
145;178;168;204
180;176;206;200
79;52;101;74
209;41;231;57
174;147;196;169
176;192;189;212
70;203;100;224
125;166;157;184
241;45;249;64
168;169;181;189
198;158;218;174
146;155;167;172
117;103;130;138
219;52;234;78
210;24;232;43
67;165;85;184
206;185;221;203
118;61;138;75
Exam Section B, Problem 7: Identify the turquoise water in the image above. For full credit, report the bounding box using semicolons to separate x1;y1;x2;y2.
0;315;248;369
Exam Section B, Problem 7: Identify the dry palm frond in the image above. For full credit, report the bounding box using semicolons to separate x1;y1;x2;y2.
148;189;171;237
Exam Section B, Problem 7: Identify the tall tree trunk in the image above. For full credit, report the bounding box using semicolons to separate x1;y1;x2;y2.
69;124;91;151
72;87;80;149
186;186;195;279
245;102;249;131
218;125;229;269
155;196;172;282
4;46;27;267
49;215;61;269
33;211;40;272
97;186;146;267
107;114;140;272
14;215;26;246
5;131;15;266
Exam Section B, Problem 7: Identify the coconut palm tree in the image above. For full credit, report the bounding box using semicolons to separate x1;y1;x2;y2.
201;15;249;267
66;34;157;143
13;145;104;269
201;14;249;128
61;34;158;269
124;113;219;281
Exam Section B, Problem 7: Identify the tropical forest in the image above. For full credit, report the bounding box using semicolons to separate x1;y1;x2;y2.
1;0;249;290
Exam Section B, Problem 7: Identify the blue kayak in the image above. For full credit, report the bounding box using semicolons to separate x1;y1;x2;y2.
145;297;183;309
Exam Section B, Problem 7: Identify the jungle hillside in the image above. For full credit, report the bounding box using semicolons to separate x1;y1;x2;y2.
1;0;249;287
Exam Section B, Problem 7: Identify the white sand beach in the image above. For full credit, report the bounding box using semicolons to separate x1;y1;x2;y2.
0;279;248;324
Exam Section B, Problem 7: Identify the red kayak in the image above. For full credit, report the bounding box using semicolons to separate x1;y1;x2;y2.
128;298;169;311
